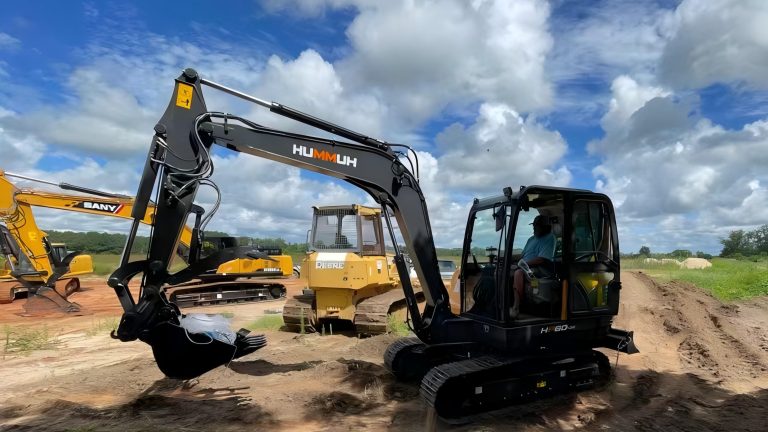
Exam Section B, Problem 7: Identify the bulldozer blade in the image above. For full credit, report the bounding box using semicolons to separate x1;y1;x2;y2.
141;321;267;380
23;286;81;315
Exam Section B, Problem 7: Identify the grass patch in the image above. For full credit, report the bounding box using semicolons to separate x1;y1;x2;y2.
219;311;235;319
387;314;411;336
85;317;119;337
89;253;185;276
246;314;285;331
624;257;768;301
90;254;121;275
3;325;59;354
90;254;150;276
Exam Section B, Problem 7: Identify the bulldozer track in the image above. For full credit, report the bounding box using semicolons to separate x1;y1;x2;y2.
0;279;17;304
282;293;317;333
354;286;423;335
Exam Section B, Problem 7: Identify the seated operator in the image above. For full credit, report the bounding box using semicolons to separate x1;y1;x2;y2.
510;215;556;317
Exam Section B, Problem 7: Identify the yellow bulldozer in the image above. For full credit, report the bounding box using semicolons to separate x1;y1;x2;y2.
283;204;421;334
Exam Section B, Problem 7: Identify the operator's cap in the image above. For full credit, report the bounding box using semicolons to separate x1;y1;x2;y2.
531;215;550;226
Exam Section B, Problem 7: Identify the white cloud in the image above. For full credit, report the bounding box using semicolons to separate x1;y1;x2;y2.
0;34;269;158
546;1;675;122
659;0;768;90
246;49;388;139
265;0;556;118
0;33;21;51
2;68;156;156
590;77;768;253
338;0;554;121
549;1;673;84
436;103;571;195
598;76;671;136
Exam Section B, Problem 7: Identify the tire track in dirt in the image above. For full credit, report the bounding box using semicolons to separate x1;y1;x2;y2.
588;271;768;432
631;272;768;384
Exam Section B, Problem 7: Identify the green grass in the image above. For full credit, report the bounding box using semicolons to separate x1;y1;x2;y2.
90;254;122;275
85;317;120;337
624;257;768;301
89;254;186;276
387;314;411;336
3;325;59;354
246;314;285;331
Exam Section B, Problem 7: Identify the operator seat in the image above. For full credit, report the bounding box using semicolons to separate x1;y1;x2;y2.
334;233;352;248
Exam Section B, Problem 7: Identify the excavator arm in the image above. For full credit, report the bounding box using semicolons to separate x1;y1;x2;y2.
110;69;459;377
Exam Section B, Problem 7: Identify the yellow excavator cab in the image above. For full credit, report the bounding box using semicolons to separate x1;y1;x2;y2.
49;243;94;277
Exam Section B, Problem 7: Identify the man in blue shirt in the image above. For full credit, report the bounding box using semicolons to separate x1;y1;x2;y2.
511;215;556;317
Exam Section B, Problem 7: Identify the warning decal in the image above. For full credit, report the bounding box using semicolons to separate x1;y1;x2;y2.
176;83;193;109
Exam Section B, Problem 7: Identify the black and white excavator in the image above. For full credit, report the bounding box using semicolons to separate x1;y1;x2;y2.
109;69;637;418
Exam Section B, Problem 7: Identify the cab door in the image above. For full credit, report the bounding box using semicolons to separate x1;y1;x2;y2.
568;197;620;315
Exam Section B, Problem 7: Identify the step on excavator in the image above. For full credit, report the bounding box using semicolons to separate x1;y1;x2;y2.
0;170;291;313
108;69;638;416
283;204;422;334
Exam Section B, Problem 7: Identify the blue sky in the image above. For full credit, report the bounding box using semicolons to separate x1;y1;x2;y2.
2;0;767;255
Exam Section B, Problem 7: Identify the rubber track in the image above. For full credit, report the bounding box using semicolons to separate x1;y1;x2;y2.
420;351;608;419
384;337;425;374
168;281;286;308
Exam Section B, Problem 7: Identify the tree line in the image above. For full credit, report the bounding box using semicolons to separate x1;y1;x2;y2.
632;224;768;260
719;224;768;258
45;230;310;256
44;230;465;258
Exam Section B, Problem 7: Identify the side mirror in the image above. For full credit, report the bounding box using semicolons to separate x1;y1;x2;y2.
493;206;505;232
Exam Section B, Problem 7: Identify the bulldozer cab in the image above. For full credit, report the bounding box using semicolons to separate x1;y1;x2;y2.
309;205;385;256
459;186;621;326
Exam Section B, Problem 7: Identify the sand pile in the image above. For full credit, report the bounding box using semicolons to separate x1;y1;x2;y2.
681;257;713;269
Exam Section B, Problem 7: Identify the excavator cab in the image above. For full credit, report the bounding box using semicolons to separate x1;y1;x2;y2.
459;186;622;333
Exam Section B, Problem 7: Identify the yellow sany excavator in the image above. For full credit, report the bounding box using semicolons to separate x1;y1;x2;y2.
284;204;421;334
0;224;93;310
0;170;292;312
1;173;95;311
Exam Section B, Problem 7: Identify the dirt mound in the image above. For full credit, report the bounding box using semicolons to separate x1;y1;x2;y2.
681;257;712;269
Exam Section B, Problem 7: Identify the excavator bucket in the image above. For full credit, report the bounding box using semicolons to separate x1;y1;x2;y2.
140;321;266;379
23;284;81;314
20;251;84;315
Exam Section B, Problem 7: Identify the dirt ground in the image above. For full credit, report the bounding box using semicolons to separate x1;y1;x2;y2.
1;272;767;432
